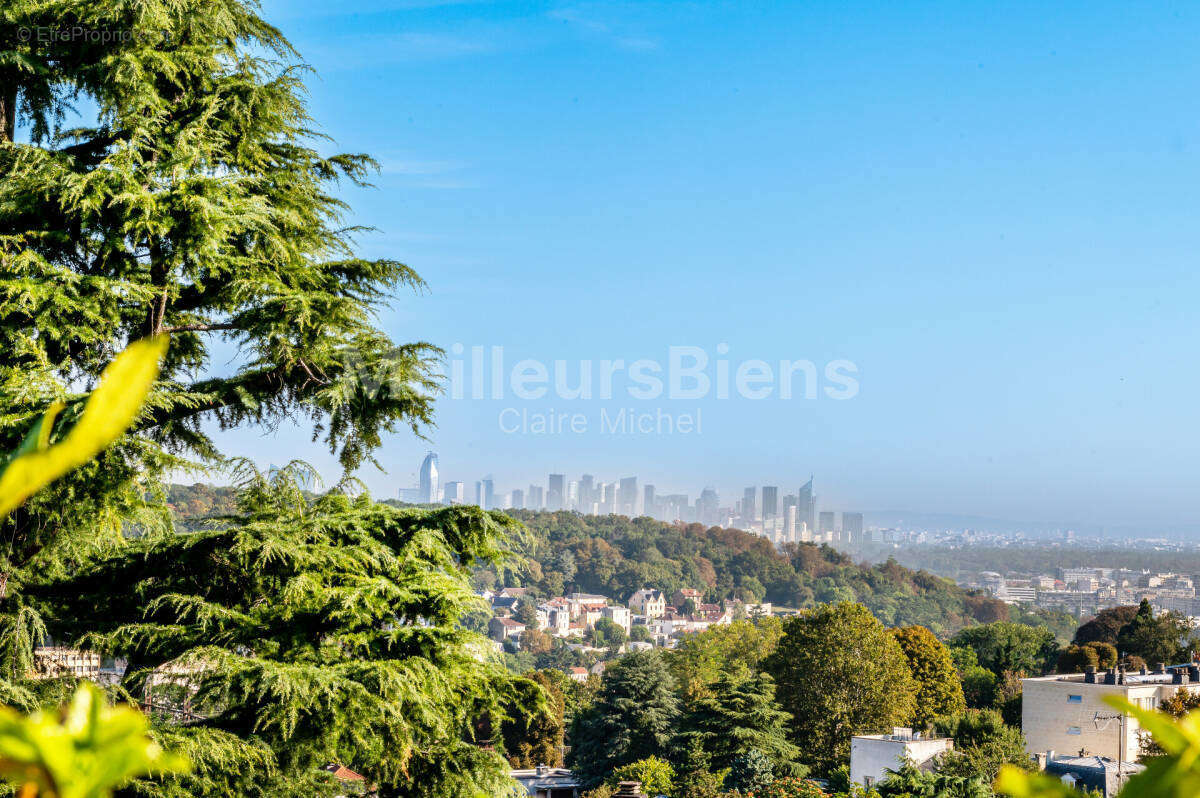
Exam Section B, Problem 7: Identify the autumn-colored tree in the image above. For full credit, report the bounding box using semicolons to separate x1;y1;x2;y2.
1073;605;1139;646
1056;644;1100;674
1086;641;1118;669
890;625;967;729
763;603;917;774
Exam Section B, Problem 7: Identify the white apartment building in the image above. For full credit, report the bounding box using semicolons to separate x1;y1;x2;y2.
1023;666;1200;763
850;728;953;788
602;605;632;635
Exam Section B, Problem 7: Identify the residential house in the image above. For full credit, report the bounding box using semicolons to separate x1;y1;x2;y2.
538;600;572;636
628;588;666;620
672;588;703;607
489;616;526;643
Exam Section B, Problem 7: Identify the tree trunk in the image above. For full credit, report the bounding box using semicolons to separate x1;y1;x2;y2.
0;87;16;143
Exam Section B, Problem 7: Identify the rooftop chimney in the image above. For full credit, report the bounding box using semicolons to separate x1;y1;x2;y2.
1085;667;1097;684
1103;668;1117;685
1189;665;1199;682
1173;669;1189;685
535;765;548;777
615;782;647;798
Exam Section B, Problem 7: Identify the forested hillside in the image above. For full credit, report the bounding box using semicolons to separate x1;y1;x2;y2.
165;483;239;530
487;511;1073;636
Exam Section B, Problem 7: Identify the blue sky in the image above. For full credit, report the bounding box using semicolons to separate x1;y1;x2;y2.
211;0;1200;530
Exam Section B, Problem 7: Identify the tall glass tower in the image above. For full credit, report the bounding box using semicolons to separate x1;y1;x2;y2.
418;452;439;504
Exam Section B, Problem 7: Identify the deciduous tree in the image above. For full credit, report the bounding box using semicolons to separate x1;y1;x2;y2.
890;625;966;728
763;602;917;774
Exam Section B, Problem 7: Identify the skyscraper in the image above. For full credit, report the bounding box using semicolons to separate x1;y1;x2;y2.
579;474;595;511
698;487;719;525
761;486;779;520
644;484;657;519
843;512;864;545
418;452;439;504
743;487;757;522
798;477;816;534
619;477;638;516
510;488;525;510
819;510;836;539
527;485;544;510
442;481;465;504
548;474;565;510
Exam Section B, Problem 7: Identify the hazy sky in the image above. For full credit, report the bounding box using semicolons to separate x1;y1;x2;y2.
209;0;1200;530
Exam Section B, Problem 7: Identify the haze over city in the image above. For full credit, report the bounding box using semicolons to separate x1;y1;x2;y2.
198;0;1200;533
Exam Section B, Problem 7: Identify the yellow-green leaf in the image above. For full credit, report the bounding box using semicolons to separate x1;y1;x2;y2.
0;683;187;798
0;336;168;519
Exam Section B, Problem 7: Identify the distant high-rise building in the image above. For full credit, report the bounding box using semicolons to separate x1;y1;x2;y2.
442;481;465;504
510;489;525;510
843;512;864;544
480;477;495;510
798;477;816;533
567;480;579;509
819;510;836;538
644;484;657;518
527;485;545;510
785;505;798;542
474;480;483;507
548;474;565;511
698;488;719;525
579;474;595;511
418;452;439;504
743;487;757;522
618;477;638;516
761;486;779;519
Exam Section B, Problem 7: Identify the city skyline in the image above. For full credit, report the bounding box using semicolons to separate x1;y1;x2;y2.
193;0;1200;531
398;452;872;545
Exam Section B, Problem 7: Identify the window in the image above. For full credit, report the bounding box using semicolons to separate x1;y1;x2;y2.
1068;695;1082;703
1067;726;1082;735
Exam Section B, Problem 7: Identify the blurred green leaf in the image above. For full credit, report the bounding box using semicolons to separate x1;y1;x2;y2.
0;336;167;518
0;683;188;797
